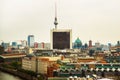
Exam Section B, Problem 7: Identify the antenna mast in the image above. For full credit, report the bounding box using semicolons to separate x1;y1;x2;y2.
54;2;58;29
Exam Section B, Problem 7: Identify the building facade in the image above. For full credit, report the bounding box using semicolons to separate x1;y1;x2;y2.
21;40;27;47
50;29;72;49
38;42;50;49
22;56;61;75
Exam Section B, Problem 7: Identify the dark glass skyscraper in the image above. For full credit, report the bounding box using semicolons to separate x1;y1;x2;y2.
28;35;34;48
51;29;72;49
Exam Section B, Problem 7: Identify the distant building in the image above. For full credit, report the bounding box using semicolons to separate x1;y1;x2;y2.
89;40;92;48
95;42;100;47
108;43;111;48
34;42;38;48
73;37;82;49
1;42;10;49
117;41;120;47
102;45;109;51
12;42;17;48
38;43;50;49
28;35;34;48
22;55;61;75
44;43;50;49
50;29;72;49
21;40;27;47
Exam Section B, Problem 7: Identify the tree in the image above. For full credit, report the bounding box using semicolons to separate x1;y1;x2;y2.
10;61;21;69
89;49;95;56
0;46;4;54
57;59;62;65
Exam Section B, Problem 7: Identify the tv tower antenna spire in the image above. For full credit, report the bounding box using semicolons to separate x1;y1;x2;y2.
54;2;58;29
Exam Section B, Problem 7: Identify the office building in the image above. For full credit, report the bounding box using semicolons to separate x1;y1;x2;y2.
50;29;72;49
28;35;34;48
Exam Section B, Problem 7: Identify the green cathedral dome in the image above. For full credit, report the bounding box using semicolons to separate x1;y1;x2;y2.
74;37;82;48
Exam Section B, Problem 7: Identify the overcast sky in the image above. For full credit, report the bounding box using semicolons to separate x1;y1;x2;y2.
0;0;120;45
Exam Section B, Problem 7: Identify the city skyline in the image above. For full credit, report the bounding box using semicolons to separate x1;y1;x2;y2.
1;0;120;45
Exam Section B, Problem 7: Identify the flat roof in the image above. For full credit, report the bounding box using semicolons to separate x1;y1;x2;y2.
51;29;72;32
0;53;26;59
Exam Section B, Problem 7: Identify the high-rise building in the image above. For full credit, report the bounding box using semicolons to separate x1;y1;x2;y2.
51;29;72;49
50;3;72;49
28;35;34;48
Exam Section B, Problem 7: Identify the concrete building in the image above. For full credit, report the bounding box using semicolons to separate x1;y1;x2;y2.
38;42;50;49
22;56;36;72
22;55;61;75
50;29;72;49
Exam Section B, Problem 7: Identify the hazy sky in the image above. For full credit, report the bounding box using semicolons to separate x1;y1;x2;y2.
0;0;120;45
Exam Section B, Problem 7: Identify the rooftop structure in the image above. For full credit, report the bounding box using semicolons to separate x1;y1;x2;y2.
0;53;26;63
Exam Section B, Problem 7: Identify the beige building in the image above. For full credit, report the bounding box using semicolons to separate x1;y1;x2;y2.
22;56;61;74
22;57;36;72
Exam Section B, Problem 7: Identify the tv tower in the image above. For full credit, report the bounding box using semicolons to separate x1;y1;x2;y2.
54;2;58;29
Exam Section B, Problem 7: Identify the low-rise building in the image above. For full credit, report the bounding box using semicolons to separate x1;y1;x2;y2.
0;53;26;63
22;55;61;75
22;56;36;72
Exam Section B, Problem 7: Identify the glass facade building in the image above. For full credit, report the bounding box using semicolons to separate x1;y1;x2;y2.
28;35;34;48
51;29;72;49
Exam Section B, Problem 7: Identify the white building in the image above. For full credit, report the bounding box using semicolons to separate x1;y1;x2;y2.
38;42;50;49
21;40;27;47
